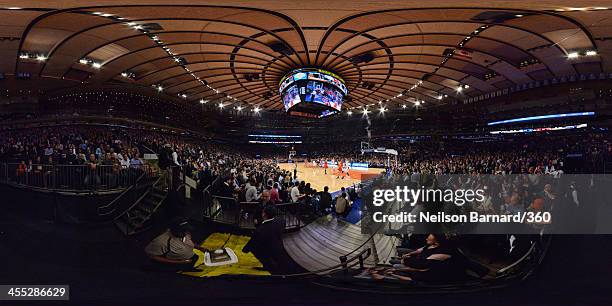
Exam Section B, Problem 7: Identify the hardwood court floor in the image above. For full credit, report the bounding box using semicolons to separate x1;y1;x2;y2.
278;162;383;192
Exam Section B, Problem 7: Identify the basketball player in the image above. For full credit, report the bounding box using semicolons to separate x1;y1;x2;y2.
323;160;328;174
342;161;350;179
336;160;343;179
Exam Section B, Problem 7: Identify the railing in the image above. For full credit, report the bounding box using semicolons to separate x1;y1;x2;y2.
496;230;551;279
204;193;303;231
0;162;153;192
97;170;150;217
113;176;163;236
272;247;373;278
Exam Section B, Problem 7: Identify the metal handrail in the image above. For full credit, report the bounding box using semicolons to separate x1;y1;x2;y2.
271;246;373;278
1;162;151;192
206;194;304;230
114;176;163;222
97;170;149;216
496;242;537;275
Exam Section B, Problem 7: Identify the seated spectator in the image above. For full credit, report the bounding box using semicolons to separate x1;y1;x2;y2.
369;233;455;282
144;221;208;272
317;186;333;213
270;182;280;204
129;153;144;169
245;178;260;202
290;181;304;203
472;187;495;214
335;192;351;217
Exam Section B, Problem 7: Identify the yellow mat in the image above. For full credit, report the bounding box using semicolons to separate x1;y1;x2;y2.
181;233;271;277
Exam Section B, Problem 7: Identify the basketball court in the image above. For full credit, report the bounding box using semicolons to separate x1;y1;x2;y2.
278;162;384;193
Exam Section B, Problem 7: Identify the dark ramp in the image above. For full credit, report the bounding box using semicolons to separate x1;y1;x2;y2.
283;216;398;273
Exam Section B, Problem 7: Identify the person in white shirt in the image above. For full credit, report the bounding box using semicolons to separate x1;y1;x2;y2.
245;178;260;202
172;147;180;166
118;153;130;169
290;182;303;203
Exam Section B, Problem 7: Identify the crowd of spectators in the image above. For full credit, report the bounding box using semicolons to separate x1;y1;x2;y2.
0;125;609;212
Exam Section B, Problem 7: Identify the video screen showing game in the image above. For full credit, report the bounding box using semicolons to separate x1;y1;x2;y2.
304;81;343;111
283;84;301;111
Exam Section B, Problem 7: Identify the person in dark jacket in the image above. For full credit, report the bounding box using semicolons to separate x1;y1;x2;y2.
158;144;174;190
317;186;333;214
242;205;286;273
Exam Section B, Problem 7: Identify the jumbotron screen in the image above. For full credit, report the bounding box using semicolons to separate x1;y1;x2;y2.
279;68;347;117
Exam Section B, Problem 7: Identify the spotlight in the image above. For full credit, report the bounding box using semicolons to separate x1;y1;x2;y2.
347;111;352;115
457;86;463;92
253;107;260;113
121;72;128;77
36;55;47;62
79;58;89;64
567;52;579;59
362;108;370;115
180;94;187;98
92;62;102;69
437;95;443;100
402;104;407;109
218;103;224;109
237;106;243;111
586;50;598;56
157;86;163;92
415;100;422;106
199;99;207;104
379;107;386;113
19;53;29;59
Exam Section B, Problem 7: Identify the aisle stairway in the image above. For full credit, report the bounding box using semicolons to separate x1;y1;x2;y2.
115;180;167;235
282;216;398;274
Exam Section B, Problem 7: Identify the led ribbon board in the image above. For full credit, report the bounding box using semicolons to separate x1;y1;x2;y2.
487;112;595;126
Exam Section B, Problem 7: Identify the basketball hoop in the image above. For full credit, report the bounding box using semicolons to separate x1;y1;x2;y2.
360;141;371;155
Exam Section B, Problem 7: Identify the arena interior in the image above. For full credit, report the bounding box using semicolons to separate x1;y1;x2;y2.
0;1;611;305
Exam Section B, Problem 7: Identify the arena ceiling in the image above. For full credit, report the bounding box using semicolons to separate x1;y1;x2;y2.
1;1;612;111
